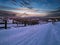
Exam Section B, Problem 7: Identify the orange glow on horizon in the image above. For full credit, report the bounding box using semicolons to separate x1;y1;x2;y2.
6;8;48;17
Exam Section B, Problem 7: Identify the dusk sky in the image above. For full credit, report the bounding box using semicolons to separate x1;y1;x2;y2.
0;0;60;17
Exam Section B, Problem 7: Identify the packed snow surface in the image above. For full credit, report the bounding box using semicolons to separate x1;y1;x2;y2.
0;22;60;45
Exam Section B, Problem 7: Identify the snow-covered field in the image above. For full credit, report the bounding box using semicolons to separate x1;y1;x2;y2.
0;22;60;45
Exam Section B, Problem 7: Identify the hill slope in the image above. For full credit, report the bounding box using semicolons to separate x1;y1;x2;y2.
0;22;60;45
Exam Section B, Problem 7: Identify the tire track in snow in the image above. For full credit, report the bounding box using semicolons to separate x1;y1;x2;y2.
15;29;38;45
51;23;60;45
15;24;51;45
16;29;41;45
23;28;49;45
0;29;34;45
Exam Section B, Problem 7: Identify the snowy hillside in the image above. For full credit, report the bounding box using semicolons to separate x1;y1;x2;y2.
0;22;60;45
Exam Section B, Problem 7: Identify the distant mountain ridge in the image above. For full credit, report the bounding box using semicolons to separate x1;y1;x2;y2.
0;10;17;17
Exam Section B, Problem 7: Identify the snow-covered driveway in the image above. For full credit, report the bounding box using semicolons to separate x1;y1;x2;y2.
0;22;60;45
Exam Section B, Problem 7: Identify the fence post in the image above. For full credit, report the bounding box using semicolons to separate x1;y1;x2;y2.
5;19;7;29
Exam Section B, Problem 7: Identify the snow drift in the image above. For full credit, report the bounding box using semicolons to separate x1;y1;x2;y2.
0;22;60;45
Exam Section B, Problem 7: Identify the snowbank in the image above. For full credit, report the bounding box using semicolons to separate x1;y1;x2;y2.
0;22;60;45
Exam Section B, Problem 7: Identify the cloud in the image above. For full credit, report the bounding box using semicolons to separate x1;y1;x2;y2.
13;7;47;17
38;0;48;2
0;6;16;11
46;7;60;17
15;8;39;12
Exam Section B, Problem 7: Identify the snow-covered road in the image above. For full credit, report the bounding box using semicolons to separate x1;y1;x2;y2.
0;22;60;45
